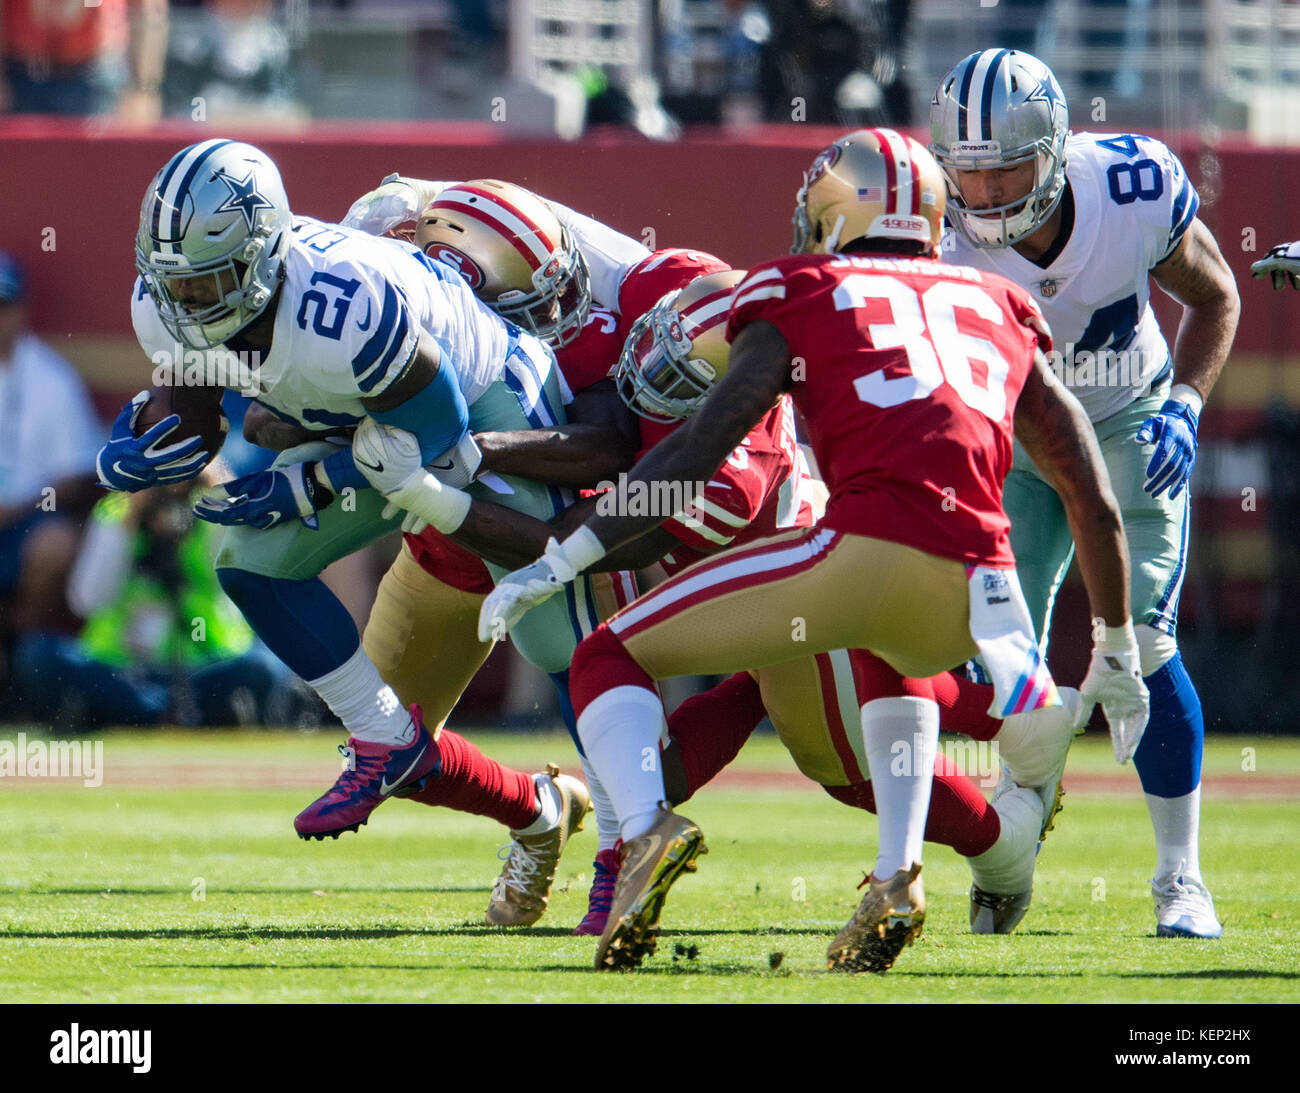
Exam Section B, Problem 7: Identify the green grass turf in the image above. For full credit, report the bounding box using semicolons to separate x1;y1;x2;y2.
0;729;1297;1002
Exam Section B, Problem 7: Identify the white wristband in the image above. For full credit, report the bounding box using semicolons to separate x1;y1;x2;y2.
1169;383;1204;416
559;525;607;573
388;471;472;534
1094;619;1138;653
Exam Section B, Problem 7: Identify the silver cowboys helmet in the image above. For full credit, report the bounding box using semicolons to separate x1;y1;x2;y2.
929;49;1069;248
136;139;292;349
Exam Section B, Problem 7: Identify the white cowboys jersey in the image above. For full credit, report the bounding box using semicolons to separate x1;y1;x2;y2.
944;131;1199;422
133;217;532;430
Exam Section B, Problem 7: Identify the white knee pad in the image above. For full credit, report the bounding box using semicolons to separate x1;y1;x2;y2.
1135;623;1178;678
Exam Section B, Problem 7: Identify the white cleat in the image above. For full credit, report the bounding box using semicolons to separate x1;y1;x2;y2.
968;784;1044;935
1153;862;1223;939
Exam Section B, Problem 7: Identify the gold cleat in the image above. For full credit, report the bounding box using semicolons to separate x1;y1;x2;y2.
595;806;707;971
827;862;925;974
485;764;591;928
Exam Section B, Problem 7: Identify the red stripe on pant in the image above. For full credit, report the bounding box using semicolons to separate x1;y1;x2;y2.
815;652;867;782
611;528;839;642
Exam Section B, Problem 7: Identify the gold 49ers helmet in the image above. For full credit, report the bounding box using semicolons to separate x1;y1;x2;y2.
415;179;592;346
615;269;747;423
792;128;946;256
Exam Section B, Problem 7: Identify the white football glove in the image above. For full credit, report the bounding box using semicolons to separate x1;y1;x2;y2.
341;174;448;237
351;419;472;534
1250;240;1300;291
477;529;607;642
1075;621;1150;764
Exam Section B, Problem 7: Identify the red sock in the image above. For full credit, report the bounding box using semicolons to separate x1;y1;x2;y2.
822;753;1000;858
406;729;538;831
570;625;655;717
667;672;767;801
932;671;1001;741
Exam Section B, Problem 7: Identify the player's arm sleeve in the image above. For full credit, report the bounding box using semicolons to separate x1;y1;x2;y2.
1144;139;1201;265
660;449;771;552
1005;286;1055;356
725;262;800;352
319;275;469;491
545;198;652;310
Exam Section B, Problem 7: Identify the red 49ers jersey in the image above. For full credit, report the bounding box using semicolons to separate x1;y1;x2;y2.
637;395;817;576
727;253;1047;567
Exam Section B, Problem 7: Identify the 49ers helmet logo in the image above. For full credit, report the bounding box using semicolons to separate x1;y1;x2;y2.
426;245;485;290
807;142;843;185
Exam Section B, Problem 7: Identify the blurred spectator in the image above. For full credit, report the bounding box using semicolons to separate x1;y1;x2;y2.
164;0;301;122
14;482;303;730
756;0;912;126
0;252;101;658
0;0;166;122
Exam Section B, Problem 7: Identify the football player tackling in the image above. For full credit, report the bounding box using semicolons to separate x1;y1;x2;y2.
479;129;1146;972
931;50;1241;938
99;140;614;855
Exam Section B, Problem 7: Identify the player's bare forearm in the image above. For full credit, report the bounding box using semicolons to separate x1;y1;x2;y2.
447;498;561;570
243;402;332;451
577;320;790;553
476;380;639;487
1153;219;1241;401
476;425;635;487
1014;355;1130;626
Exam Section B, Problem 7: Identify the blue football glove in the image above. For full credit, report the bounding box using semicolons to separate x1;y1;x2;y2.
96;389;210;492
193;463;325;531
1135;399;1199;500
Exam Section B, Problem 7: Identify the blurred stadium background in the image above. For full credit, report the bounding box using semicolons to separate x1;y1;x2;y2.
1;0;1297;735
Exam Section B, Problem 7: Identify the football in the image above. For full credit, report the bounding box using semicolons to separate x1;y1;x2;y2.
132;384;229;468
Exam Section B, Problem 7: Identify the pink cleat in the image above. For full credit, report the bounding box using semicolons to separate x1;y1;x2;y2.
294;706;439;840
573;845;621;936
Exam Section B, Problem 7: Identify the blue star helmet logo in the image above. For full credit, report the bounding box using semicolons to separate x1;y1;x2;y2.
213;169;276;230
1024;78;1063;119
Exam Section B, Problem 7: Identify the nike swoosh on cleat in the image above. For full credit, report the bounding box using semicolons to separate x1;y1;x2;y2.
379;745;427;796
625;833;663;877
356;300;373;331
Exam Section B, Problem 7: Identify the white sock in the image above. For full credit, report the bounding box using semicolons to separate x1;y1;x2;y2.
1147;786;1202;881
307;646;414;746
513;773;562;837
861;696;939;878
576;685;667;843
581;754;622;852
969;786;1042;893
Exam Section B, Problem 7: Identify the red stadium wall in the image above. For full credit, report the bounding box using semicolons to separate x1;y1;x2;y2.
3;119;1297;359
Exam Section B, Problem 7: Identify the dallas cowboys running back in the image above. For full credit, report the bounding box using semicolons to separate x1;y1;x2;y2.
931;50;1241;938
100;138;599;840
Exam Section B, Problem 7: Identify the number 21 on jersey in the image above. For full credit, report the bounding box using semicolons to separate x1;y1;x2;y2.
833;274;1013;422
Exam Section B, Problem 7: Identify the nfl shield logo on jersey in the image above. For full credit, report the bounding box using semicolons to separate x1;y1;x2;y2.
1038;278;1059;298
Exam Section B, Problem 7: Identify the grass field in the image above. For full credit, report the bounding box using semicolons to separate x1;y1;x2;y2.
1;728;1298;1003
